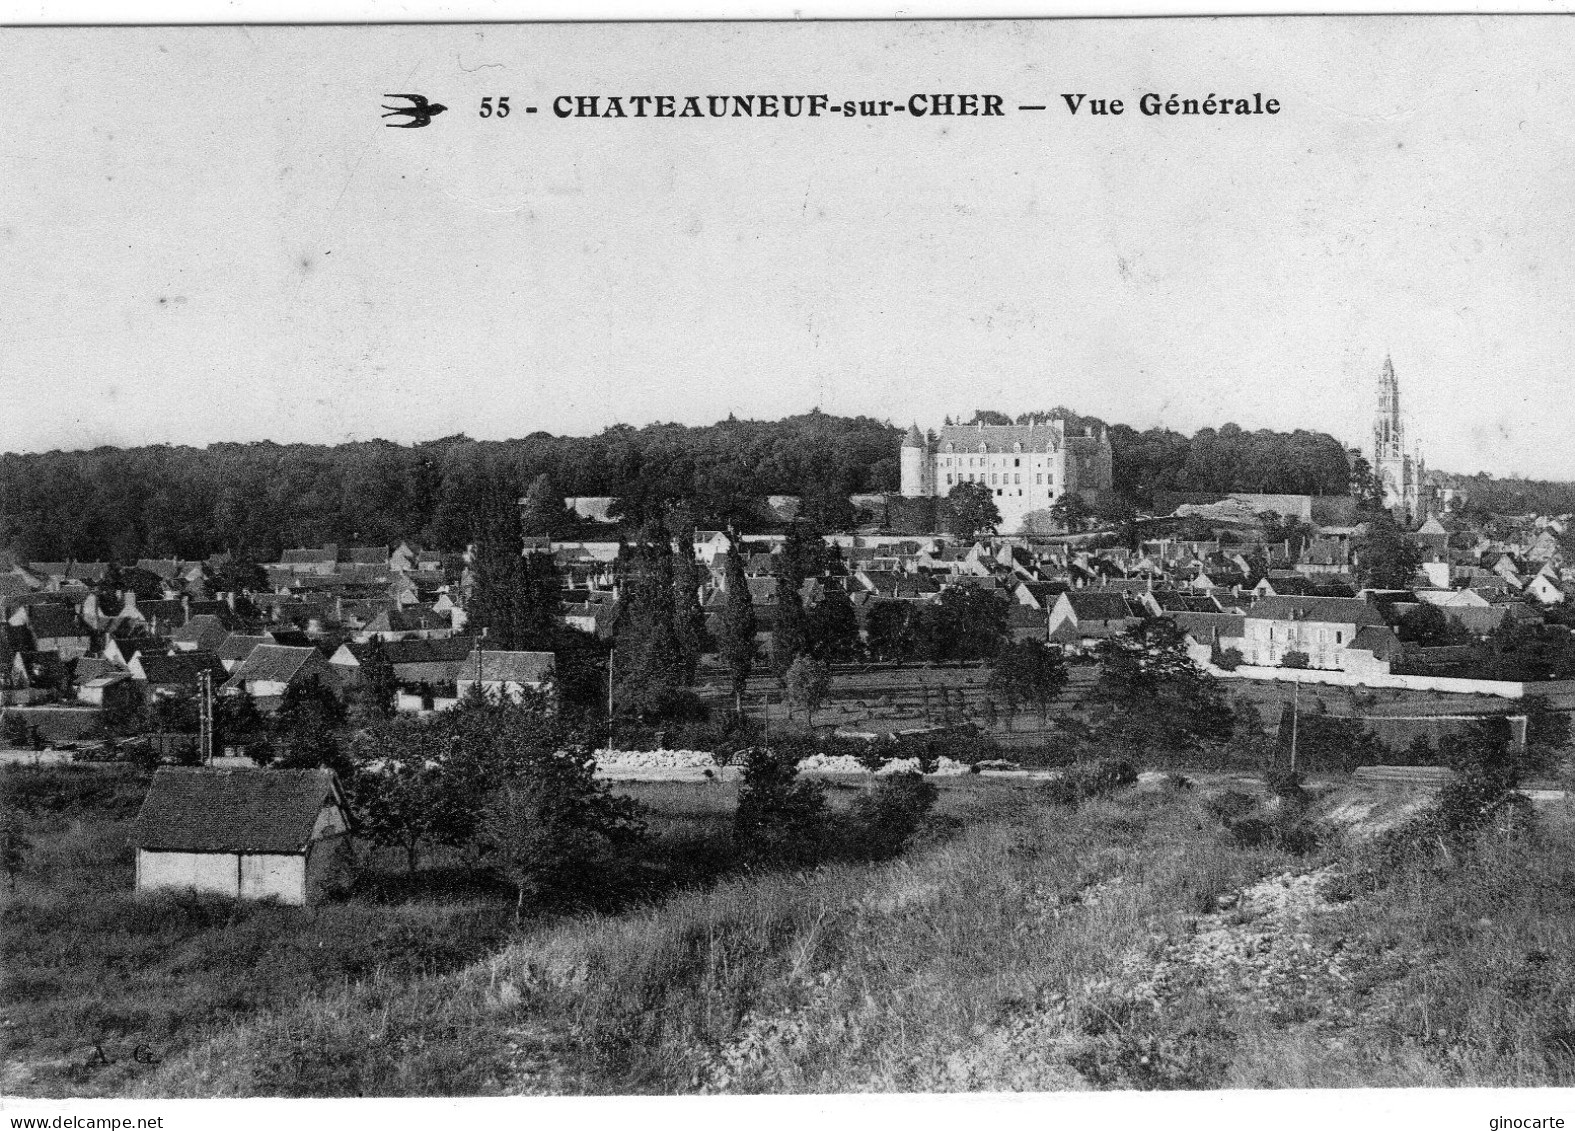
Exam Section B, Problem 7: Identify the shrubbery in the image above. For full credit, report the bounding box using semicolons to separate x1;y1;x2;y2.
732;747;829;867
1038;758;1138;807
1202;782;1320;856
731;749;943;867
1364;717;1532;881
843;772;939;861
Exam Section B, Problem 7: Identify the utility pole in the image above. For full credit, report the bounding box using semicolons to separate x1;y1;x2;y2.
607;646;615;754
1289;674;1300;775
198;670;214;764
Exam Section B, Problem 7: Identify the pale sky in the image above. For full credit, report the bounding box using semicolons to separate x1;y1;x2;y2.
3;18;1573;478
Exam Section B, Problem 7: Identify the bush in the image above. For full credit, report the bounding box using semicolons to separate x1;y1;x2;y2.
1226;817;1275;848
1203;789;1257;824
733;746;829;867
1164;772;1194;792
1213;647;1244;672
1280;651;1310;670
843;771;939;861
1038;758;1138;808
1265;769;1308;804
1274;820;1320;856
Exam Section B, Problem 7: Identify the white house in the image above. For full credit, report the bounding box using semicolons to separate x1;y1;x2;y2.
1240;596;1400;674
131;767;355;906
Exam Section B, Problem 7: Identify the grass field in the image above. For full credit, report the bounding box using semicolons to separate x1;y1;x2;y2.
9;762;1575;1096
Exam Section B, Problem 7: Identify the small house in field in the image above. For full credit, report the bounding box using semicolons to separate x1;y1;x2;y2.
131;767;355;905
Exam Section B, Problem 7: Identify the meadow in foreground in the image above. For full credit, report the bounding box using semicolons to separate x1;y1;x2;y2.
10;763;1575;1096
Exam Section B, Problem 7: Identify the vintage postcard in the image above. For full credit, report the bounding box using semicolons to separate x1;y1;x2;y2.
4;13;1575;1126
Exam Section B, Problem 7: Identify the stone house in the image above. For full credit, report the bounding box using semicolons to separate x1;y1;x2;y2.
131;767;355;905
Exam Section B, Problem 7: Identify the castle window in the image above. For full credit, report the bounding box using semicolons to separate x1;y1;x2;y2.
1036;474;1043;485
945;474;952;485
1014;458;1021;467
1015;474;1021;484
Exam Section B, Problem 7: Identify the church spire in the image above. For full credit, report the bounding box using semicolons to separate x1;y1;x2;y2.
1373;354;1404;462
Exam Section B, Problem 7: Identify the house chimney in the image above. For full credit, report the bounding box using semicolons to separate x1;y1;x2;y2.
181;595;191;625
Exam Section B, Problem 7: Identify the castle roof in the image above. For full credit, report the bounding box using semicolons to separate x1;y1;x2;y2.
932;421;1106;455
902;423;925;448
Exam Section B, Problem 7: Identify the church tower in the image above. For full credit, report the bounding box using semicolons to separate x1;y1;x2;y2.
1373;356;1404;465
1372;355;1428;521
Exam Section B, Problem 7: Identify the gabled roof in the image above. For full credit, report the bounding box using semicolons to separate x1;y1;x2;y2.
365;608;451;633
71;656;122;684
171;615;232;651
460;649;556;685
1169;611;1248;642
134;650;227;687
26;604;91;640
336;636;477;666
136;599;189;626
1247;595;1386;627
340;546;390;565
217;633;273;663
1063;591;1138;621
221;644;325;689
0;574;38;599
280;547;337;565
1350;625;1404;657
132;767;347;854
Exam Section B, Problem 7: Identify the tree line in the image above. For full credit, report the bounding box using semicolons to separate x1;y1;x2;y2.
10;405;1540;563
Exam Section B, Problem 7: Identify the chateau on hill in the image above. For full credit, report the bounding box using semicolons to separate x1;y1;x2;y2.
900;419;1114;534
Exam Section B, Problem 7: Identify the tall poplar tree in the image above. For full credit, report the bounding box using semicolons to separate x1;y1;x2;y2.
611;517;685;717
771;520;822;680
719;541;758;711
468;476;561;651
667;507;709;685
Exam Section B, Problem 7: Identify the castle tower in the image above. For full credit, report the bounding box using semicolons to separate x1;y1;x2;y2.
899;423;929;497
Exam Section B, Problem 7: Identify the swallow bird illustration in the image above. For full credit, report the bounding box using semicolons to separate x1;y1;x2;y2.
381;94;448;128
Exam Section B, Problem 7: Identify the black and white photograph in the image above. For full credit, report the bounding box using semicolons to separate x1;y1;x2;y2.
4;10;1575;1120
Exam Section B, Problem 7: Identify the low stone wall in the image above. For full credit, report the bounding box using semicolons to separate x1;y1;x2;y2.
1208;662;1575;701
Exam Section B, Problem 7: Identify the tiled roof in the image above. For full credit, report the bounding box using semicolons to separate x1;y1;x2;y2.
340;546;390;565
170;615;232;651
1064;592;1138;621
26;604;90;640
281;547;337;565
932;422;1104;454
135;650;227;687
460;649;556;685
1247;596;1386;627
1351;625;1403;657
132;767;346;853
1169;611;1247;642
338;637;477;666
221;644;323;689
366;608;451;632
217;633;273;663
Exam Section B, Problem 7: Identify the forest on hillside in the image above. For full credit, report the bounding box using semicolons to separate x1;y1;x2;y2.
1;407;1550;562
